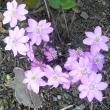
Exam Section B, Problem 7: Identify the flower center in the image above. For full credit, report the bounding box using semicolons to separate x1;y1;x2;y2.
81;68;87;74
75;48;83;56
89;84;95;90
95;37;101;43
68;76;73;81
12;10;16;15
31;76;36;81
94;57;100;64
36;28;41;34
53;75;58;80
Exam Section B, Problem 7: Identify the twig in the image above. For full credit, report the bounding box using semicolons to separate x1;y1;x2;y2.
91;101;93;110
62;8;69;38
60;105;73;110
43;0;50;19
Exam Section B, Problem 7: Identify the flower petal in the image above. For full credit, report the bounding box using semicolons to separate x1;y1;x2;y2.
93;74;102;83
7;2;13;10
99;42;108;51
16;28;25;40
42;23;51;29
41;34;49;42
12;0;18;9
31;82;39;94
93;90;103;101
79;90;88;99
12;46;18;57
81;76;89;84
97;82;108;90
83;38;94;45
85;32;96;39
94;26;102;37
78;84;87;91
89;72;96;82
3;15;11;24
101;36;109;42
22;78;29;83
18;36;29;43
35;36;42;45
42;27;53;34
87;92;94;102
54;65;62;73
10;17;17;27
28;19;37;28
38;20;46;26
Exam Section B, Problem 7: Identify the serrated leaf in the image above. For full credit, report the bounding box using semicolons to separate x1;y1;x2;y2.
10;67;42;108
60;0;76;9
48;0;61;9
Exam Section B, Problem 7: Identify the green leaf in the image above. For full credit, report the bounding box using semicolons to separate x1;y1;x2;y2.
48;0;61;9
10;67;42;108
60;0;76;9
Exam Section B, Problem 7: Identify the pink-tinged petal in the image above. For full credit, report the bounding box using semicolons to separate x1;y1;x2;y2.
85;32;96;39
99;42;108;51
84;57;89;67
37;72;45;78
3;15;11;24
78;85;87;91
7;2;13;10
45;65;54;75
54;65;62;73
92;64;98;73
42;23;51;29
25;27;34;32
17;15;26;21
97;82;108;90
37;79;47;86
79;90;88;99
69;70;79;76
53;82;59;88
89;72;96;82
22;78;29;83
10;17;17;27
35;36;41;46
84;52;93;61
81;76;89;84
18;36;29;43
93;90;103;102
79;57;84;68
28;19;37;28
94;26;102;37
17;4;26;10
42;27;53;34
91;44;100;53
24;70;32;78
4;37;10;43
31;82;39;94
87;92;94;102
97;63;103;70
48;77;56;85
73;74;81;82
3;11;11;16
101;36;109;42
90;46;99;57
83;38;94;45
63;83;70;89
72;61;80;69
38;20;46;26
17;9;28;15
9;30;14;37
60;77;69;83
12;0;18;9
27;83;31;90
16;28;25;40
41;34;49;42
17;43;28;55
14;26;19;33
30;34;37;44
12;46;17;56
5;44;12;50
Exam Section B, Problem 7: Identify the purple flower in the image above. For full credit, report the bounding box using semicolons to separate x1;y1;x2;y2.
83;26;109;51
44;47;57;62
26;19;53;45
3;0;28;27
4;26;29;56
69;47;84;59
44;65;69;88
23;67;46;94
26;43;35;61
64;57;76;71
69;57;93;83
84;47;104;72
78;72;108;102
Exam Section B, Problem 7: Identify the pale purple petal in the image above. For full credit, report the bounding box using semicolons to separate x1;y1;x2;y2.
84;57;89;67
79;90;88;98
79;57;84;68
53;82;59;88
12;0;18;9
97;82;108;90
93;74;102;84
31;82;39;94
41;34;49;42
35;36;42;45
3;11;11;16
37;72;45;78
99;42;108;51
78;85;87;91
81;76;89;84
42;23;51;29
42;27;53;34
27;83;31;90
12;46;17;56
90;44;100;53
22;78;29;83
89;72;96;82
4;37;10;43
83;38;94;45
16;28;25;40
17;4;26;10
10;17;17;27
69;70;79;76
18;36;29;43
94;90;103;101
87;92;94;102
38;20;46;26
54;65;62;73
28;19;37;28
37;79;47;86
3;15;11;24
101;36;109;42
85;32;96;39
7;2;13;10
90;46;99;57
94;26;102;37
5;44;12;50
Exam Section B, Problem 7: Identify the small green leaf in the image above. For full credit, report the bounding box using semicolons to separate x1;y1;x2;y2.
60;0;76;9
48;0;61;9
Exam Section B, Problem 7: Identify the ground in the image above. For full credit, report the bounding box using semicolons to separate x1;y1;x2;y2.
0;0;110;110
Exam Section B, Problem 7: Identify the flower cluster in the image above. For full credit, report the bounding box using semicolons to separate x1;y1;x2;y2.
3;0;109;103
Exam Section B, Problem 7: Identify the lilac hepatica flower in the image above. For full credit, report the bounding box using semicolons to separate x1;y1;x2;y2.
84;47;104;72
4;26;29;56
3;0;28;27
78;72;108;102
83;26;109;51
26;43;35;61
69;47;84;59
26;19;53;45
44;65;69;88
44;47;57;62
64;57;76;71
23;67;46;94
69;57;92;83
